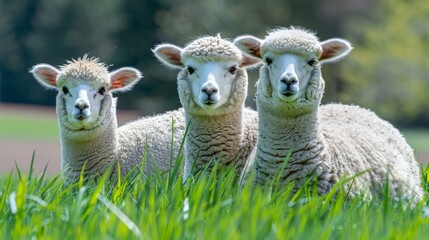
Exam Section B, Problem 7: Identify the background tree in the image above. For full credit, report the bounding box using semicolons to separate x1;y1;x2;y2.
341;0;429;126
0;0;426;126
0;0;124;106
152;0;362;109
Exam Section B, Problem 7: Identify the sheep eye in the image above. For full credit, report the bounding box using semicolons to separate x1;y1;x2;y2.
307;59;318;66
264;57;273;65
62;86;69;95
98;87;106;95
228;66;237;75
187;66;195;75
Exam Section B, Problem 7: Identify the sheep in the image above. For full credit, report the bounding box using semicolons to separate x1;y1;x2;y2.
30;56;186;183
153;35;260;182
234;27;423;200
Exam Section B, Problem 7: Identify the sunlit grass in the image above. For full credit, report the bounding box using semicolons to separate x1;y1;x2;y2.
1;110;429;239
1;154;429;239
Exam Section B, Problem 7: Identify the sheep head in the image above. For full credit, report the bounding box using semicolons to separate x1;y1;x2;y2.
234;27;352;116
31;56;142;139
153;35;260;116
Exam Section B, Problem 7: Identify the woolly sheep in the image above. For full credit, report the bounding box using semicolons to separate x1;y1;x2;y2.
31;56;185;183
234;27;423;200
153;35;260;182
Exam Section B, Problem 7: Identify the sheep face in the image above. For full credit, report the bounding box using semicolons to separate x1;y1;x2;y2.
182;58;240;111
263;52;318;102
31;57;141;139
234;27;352;115
153;36;259;116
57;82;109;131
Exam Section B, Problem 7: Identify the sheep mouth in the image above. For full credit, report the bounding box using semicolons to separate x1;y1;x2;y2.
278;91;299;102
203;101;215;105
65;125;94;132
280;91;296;97
76;115;86;121
73;113;90;121
202;98;219;105
62;118;103;132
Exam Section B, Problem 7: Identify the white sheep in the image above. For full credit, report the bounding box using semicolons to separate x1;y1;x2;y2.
153;35;260;182
31;56;185;183
234;27;423;200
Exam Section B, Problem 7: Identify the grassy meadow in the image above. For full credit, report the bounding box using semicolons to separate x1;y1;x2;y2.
1;108;429;239
1;156;429;239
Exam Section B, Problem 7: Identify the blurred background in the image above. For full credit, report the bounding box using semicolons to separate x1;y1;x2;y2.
0;0;428;175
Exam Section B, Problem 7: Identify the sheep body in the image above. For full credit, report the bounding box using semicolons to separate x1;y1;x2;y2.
320;104;421;197
32;57;185;183
114;108;185;176
182;106;258;179
236;27;423;200
154;35;259;181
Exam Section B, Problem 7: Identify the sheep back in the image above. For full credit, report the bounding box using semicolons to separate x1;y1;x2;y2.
115;108;186;177
320;104;423;199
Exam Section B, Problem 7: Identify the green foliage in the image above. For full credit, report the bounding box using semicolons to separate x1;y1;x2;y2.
342;0;429;125
4;0;426;125
155;0;320;41
0;0;367;115
1;155;429;239
0;0;125;106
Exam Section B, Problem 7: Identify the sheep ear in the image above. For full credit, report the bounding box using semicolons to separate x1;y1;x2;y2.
240;54;261;68
109;67;142;93
319;38;353;64
30;64;60;90
152;44;184;69
234;35;263;59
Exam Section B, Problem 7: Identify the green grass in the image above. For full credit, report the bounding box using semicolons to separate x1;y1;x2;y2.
1;155;429;240
0;113;59;140
1;110;429;239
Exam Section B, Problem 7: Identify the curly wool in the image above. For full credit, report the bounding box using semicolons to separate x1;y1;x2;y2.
320;103;422;199
178;66;258;180
251;55;423;200
57;55;111;87
115;108;186;176
58;93;186;183
261;27;323;57
181;35;243;64
249;66;332;193
51;57;186;183
57;94;118;178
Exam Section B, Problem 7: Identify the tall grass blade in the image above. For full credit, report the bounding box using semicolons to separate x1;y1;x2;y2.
28;150;36;181
14;162;22;181
98;194;143;238
34;163;49;194
78;161;88;189
0;172;13;214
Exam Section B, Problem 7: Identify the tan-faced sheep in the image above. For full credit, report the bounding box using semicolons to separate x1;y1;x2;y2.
153;35;260;182
234;27;423;201
31;56;185;183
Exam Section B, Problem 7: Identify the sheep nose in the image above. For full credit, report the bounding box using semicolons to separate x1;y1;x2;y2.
280;77;298;86
74;99;89;111
201;87;218;96
281;64;298;86
201;82;218;96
